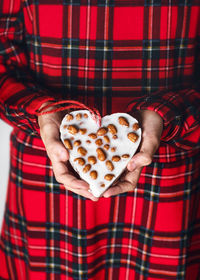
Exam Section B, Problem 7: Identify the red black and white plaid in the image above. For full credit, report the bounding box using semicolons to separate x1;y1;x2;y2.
0;0;200;279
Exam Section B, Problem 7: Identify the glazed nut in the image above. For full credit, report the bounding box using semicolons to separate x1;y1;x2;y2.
88;156;97;165
64;139;73;150
103;135;110;143
74;140;81;147
77;147;87;156
67;125;79;135
66;114;73;121
83;164;91;173
104;174;115;181
118;116;129;127
132;123;140;131
122;154;130;159
112;135;118;139
88;133;97;139
100;183;105;188
127;132;139;143
104;144;110;150
74;157;85;166
96;148;106;161
80;128;87;135
84;113;88;118
86;140;91;144
112;155;121;162
76;113;82;120
111;147;116;152
97;127;108;136
108;124;117;135
106;160;114;171
90;170;98;180
95;139;103;146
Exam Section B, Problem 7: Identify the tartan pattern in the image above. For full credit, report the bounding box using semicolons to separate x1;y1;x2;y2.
0;0;200;279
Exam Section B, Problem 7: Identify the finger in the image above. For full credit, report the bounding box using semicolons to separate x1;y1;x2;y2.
103;167;142;197
65;186;99;201
52;160;89;190
127;151;152;172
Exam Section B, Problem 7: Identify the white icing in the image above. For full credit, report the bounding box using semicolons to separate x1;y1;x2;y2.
60;110;141;197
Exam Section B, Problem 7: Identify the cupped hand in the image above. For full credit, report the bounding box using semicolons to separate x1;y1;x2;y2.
38;103;99;201
103;110;163;198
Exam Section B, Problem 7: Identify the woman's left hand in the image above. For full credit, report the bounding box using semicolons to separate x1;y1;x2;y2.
103;110;163;198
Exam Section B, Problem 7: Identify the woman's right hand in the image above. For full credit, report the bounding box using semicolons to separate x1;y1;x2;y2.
38;104;99;201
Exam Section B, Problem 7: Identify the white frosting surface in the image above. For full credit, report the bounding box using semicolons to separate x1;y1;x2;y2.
60;110;141;197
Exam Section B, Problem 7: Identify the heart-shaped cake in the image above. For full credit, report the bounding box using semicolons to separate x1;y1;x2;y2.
60;110;141;197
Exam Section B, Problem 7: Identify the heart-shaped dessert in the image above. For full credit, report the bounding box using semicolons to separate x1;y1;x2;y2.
60;110;141;197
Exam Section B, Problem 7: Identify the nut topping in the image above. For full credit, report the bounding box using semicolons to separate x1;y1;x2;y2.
96;148;106;161
127;132;139;143
103;135;110;143
66;114;73;121
86;140;91;144
77;147;87;156
74;140;81;147
95;139;103;146
84;113;88;118
97;127;108;136
106;160;114;171
67;125;79;135
74;157;85;166
112;156;121;162
108;124;117;135
122;154;130;159
132;123;140;131
64;139;72;150
111;147;116;153
88;133;97;139
104;144;110;150
118;116;129;127
100;183;105;188
90;170;98;180
76;113;82;120
112;135;118;139
88;156;97;165
80;128;87;135
104;174;115;181
83;164;91;173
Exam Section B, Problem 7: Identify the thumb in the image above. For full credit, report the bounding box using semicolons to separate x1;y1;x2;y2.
127;151;152;172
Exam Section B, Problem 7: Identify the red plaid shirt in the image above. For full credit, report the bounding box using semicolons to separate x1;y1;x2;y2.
0;1;200;279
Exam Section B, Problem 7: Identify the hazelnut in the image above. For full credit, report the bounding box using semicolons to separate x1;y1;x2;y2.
88;156;97;165
64;139;72;150
83;164;91;173
74;157;85;166
112;156;121;162
76;113;82;120
74;140;81;147
108;124;117;135
67;125;79;135
118;116;129;127
103;135;110;143
96;148;106;161
90;170;98;180
132;123;140;131
104;144;110;150
122;154;130;159
97;127;108;136
66;114;73;121
127;132;139;143
104;174;115;181
88;133;97;139
95;139;103;146
77;147;87;156
80;128;87;135
106;160;114;171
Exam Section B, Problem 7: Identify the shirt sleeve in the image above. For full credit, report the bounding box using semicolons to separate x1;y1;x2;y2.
0;0;56;135
127;86;200;150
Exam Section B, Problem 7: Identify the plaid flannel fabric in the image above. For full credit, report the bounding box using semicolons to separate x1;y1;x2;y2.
0;0;200;279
